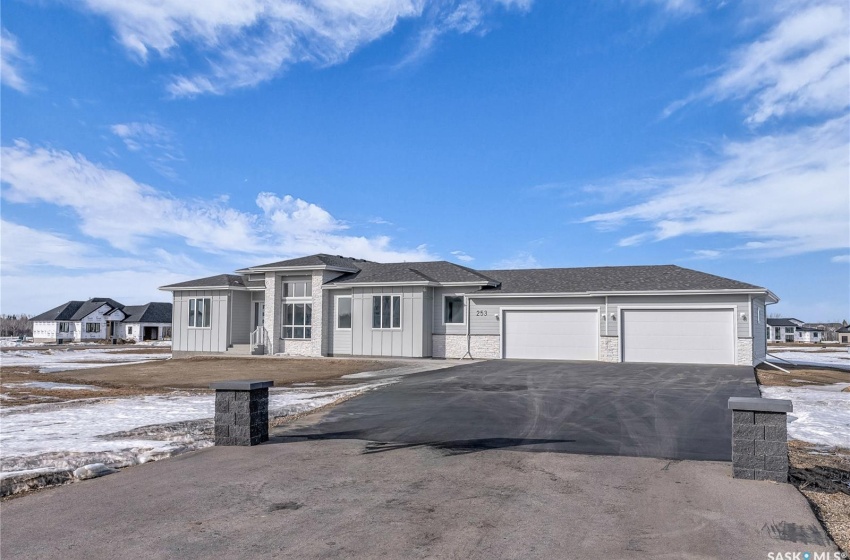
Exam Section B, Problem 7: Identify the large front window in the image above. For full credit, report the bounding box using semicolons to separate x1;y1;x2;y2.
85;323;101;333
188;298;211;328
284;303;312;339
58;322;70;332
372;295;400;329
444;296;464;324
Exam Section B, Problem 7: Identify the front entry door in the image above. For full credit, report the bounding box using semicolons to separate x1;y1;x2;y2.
254;302;265;329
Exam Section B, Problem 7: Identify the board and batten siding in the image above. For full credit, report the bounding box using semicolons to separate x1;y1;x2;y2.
172;290;230;353
349;286;427;357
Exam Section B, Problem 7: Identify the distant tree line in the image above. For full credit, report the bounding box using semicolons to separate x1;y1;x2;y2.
0;315;33;337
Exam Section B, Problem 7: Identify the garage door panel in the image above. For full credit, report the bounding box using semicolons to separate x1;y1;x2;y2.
504;310;598;361
622;309;735;365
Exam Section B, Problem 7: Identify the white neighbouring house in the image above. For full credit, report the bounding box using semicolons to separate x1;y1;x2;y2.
31;298;172;344
765;318;825;344
160;254;778;366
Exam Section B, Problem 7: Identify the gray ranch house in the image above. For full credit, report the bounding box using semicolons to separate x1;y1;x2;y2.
32;298;172;344
160;254;777;366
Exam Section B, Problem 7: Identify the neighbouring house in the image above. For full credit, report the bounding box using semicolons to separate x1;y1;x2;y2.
803;322;846;342
159;254;777;366
766;318;825;344
31;298;172;344
837;324;850;344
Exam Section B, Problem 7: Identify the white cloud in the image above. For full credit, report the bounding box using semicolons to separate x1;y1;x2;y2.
831;254;850;263
492;252;539;269
583;116;850;257
369;217;393;225
1;28;31;93
110;122;183;179
450;250;474;262
667;0;850;124
0;140;436;263
75;0;531;97
691;249;721;259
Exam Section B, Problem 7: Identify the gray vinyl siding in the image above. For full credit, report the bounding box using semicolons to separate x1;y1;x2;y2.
329;292;352;355
752;297;767;361
172;290;230;352
468;293;751;339
350;286;427;357
230;290;251;344
431;287;475;336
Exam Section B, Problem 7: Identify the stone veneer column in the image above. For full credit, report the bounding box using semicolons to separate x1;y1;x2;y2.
211;380;273;446
728;397;792;482
264;272;280;354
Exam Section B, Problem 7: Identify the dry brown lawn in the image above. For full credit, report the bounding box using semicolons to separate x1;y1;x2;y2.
0;356;404;406
756;364;850;390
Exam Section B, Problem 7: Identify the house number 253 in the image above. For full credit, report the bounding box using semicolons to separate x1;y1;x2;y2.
476;310;488;316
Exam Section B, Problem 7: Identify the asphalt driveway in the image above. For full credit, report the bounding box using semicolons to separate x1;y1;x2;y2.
280;360;761;461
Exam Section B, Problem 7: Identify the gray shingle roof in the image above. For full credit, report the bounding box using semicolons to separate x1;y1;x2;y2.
837;325;850;333
246;254;365;270
329;261;497;285
32;298;124;322
766;318;802;327
161;274;246;289
122;302;172;323
476;265;764;294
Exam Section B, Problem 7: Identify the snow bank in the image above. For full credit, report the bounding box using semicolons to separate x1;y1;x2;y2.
760;385;850;448
0;348;170;373
766;349;850;371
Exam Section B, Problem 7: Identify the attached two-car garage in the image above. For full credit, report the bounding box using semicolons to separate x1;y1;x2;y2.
501;307;736;365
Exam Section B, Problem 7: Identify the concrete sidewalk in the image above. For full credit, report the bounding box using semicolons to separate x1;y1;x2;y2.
0;436;837;559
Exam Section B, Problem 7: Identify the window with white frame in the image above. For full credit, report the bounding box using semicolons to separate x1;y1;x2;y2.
283;279;312;298
372;295;401;329
443;295;465;324
127;326;133;335
337;296;352;329
85;323;101;333
188;298;212;328
58;322;70;332
283;303;312;339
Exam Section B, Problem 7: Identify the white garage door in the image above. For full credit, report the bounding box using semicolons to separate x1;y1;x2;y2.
622;309;735;365
503;310;598;361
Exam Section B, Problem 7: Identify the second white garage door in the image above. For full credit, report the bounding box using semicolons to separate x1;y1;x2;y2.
503;310;598;360
621;309;735;365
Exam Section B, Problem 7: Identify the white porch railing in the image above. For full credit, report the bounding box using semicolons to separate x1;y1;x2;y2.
250;326;268;355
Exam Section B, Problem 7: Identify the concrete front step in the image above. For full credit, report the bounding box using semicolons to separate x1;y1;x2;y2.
227;344;265;355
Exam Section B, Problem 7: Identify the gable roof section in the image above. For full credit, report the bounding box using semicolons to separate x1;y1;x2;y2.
32;298;124;322
767;318;803;327
476;265;765;295
328;261;498;286
160;274;247;290
122;302;172;323
240;254;365;272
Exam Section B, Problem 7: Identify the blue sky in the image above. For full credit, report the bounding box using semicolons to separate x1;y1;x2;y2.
1;0;848;319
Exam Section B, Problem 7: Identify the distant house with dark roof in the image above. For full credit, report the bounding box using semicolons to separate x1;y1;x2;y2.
836;324;850;344
31;298;172;344
160;254;777;366
766;318;825;343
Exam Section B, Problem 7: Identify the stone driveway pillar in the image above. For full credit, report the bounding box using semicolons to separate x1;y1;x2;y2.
728;397;793;482
210;380;273;446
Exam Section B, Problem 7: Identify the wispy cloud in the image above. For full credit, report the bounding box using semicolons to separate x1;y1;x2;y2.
492;252;539;269
110;121;183;179
1;28;32;93
583;116;849;257
665;0;850;124
450;250;474;262
1;140;436;263
76;0;531;97
369;217;393;225
832;254;850;264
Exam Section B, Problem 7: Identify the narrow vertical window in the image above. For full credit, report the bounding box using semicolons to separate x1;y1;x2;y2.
188;298;196;327
392;296;401;328
337;297;352;329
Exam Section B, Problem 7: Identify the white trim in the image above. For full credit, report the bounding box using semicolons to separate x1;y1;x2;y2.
469;288;778;301
187;297;213;330
370;294;403;331
441;293;466;326
323;281;494;289
617;305;737;365
160;286;248;292
236;264;359;274
335;294;352;331
499;306;601;360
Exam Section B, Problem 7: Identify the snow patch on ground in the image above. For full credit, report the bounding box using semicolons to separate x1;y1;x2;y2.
5;381;104;391
766;350;850;370
760;385;850;449
0;348;170;373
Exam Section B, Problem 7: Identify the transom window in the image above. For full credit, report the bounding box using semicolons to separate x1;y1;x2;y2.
188;297;212;328
283;280;312;298
372;295;401;329
337;296;352;329
58;322;70;332
284;303;312;339
444;296;465;324
85;323;101;333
